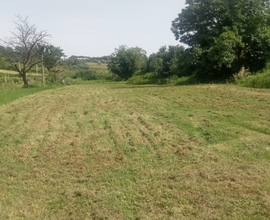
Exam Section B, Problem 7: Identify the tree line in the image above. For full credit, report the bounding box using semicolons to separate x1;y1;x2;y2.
108;0;270;82
1;0;270;86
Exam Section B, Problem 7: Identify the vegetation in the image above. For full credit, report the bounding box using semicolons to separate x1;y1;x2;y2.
107;45;147;80
39;44;65;83
69;55;110;63
0;16;49;86
72;69;114;81
235;67;270;88
146;45;186;78
0;56;16;70
0;85;58;106
171;0;270;79
1;83;270;219
102;0;270;84
1;5;270;219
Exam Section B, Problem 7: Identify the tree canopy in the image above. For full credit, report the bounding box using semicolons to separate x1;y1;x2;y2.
107;45;147;80
146;45;185;77
171;0;270;78
39;44;65;83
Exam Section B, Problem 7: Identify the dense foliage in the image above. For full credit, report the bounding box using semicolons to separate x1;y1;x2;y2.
39;44;65;83
107;46;147;80
145;45;186;77
171;0;270;79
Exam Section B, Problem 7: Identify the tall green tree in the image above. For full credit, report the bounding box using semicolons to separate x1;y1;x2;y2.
171;0;270;78
107;45;147;80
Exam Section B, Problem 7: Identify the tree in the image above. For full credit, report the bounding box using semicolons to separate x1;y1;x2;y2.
65;56;80;66
107;45;147;80
146;45;186;77
39;44;65;83
171;0;270;79
0;15;49;86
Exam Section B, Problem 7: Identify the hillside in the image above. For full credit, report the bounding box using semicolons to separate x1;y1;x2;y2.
0;84;270;219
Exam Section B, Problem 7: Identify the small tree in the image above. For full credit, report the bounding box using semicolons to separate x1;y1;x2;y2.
107;45;147;80
0;15;49;86
39;44;65;83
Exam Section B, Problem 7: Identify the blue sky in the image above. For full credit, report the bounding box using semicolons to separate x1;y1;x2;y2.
0;0;186;57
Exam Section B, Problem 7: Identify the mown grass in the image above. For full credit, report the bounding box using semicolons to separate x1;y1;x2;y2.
0;83;270;219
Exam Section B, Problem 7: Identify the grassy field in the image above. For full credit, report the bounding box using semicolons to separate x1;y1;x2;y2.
0;69;18;75
86;62;109;73
0;69;43;76
0;83;270;219
0;86;59;106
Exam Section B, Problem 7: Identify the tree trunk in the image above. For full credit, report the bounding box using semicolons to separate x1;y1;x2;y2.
22;73;28;87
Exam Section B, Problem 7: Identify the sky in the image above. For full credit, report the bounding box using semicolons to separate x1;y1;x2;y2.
0;0;186;57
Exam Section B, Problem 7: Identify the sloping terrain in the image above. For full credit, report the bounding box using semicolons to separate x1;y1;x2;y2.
0;84;270;219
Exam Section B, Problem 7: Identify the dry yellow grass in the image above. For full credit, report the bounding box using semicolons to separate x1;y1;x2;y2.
0;83;270;219
0;69;44;77
0;69;18;74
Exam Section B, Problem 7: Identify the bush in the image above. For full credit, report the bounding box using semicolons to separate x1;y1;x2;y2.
174;75;200;86
63;77;84;85
72;70;115;81
73;70;99;80
235;71;270;88
0;74;22;87
233;66;250;81
127;72;166;85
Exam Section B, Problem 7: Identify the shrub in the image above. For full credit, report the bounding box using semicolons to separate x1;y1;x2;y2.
233;66;250;81
127;72;166;85
174;75;200;86
63;77;84;85
73;70;98;80
72;70;115;81
235;71;270;88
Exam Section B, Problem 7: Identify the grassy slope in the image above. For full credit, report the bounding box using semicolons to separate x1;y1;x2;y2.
0;86;59;106
0;84;270;219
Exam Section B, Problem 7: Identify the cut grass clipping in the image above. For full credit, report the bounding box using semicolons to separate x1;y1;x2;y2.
0;84;270;219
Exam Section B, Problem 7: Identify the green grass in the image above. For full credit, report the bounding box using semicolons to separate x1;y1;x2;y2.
0;83;270;219
127;72;166;85
86;62;109;73
0;86;59;106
